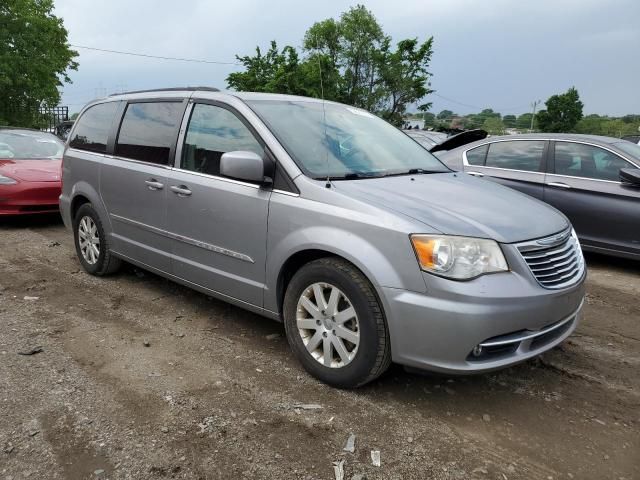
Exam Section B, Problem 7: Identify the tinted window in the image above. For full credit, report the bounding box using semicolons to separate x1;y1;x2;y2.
466;144;488;165
181;104;263;176
554;142;631;181
485;141;545;172
70;102;118;153
115;102;183;165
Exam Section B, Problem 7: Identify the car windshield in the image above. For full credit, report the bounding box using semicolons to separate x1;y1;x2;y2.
613;142;640;162
246;99;449;179
0;130;64;160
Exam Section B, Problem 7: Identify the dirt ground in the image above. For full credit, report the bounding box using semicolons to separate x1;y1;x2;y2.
0;214;638;480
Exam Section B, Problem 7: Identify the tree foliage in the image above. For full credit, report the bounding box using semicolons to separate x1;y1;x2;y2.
536;87;583;133
0;0;78;126
226;5;434;126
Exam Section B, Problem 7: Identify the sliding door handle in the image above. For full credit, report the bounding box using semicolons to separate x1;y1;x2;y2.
467;171;484;177
145;179;164;190
170;185;192;197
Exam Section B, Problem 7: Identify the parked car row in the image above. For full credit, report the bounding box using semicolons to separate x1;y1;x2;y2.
2;90;636;388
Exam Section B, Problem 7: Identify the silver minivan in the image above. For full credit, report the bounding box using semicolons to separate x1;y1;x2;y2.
60;88;586;388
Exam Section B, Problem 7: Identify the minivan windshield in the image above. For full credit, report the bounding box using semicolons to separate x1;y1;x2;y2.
246;99;449;179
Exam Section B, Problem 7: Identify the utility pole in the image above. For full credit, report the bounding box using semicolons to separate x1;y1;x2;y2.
530;100;541;132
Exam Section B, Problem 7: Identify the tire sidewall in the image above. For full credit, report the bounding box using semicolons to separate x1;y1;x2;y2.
73;204;107;275
283;260;384;388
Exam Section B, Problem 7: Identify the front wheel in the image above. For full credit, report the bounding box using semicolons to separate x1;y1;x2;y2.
283;258;391;388
73;203;121;276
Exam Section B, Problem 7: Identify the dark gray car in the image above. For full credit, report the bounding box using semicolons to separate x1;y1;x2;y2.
438;134;640;260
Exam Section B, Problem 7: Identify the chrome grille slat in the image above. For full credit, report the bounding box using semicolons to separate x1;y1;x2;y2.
530;255;577;272
526;248;575;267
521;241;573;260
517;230;585;290
535;260;579;278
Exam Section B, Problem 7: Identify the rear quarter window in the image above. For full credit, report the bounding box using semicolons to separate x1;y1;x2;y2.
465;144;488;165
69;102;119;153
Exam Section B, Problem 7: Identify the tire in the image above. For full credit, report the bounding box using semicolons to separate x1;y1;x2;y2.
73;203;121;276
283;257;391;388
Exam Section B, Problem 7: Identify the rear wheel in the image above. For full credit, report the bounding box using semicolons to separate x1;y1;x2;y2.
73;203;121;276
283;257;391;388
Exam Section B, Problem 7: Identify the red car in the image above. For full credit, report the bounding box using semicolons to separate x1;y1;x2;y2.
0;127;64;215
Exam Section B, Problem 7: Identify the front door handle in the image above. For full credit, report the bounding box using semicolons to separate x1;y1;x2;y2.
467;171;484;177
145;179;164;190
546;182;571;189
170;185;192;197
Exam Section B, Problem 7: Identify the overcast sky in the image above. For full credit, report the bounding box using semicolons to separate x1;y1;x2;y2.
55;0;640;116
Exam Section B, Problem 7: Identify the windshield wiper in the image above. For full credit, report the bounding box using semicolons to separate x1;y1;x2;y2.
327;171;384;180
380;168;444;177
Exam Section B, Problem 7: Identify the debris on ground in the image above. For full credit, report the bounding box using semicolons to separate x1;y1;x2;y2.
370;450;381;467
343;433;356;453
18;346;43;356
143;340;150;347
23;296;39;301
47;241;61;247
482;414;491;422
265;333;280;340
332;459;345;480
291;403;323;410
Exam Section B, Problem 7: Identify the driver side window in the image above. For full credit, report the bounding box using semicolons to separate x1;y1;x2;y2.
181;104;263;176
554;142;629;182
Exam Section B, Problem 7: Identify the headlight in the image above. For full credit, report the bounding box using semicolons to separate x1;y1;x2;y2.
0;174;17;185
410;234;508;280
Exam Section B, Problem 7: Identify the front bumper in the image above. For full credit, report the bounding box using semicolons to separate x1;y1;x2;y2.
380;244;586;374
0;182;61;215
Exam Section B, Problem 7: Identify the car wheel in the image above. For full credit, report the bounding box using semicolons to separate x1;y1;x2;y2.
283;257;391;388
73;203;121;276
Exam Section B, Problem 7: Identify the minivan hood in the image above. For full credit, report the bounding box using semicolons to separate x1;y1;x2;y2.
333;173;568;243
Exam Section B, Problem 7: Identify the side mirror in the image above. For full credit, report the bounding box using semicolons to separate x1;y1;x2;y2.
220;151;271;185
620;168;640;187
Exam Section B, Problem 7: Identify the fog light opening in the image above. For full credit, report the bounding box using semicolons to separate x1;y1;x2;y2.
472;345;483;357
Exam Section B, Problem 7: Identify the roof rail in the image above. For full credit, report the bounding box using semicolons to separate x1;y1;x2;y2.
109;86;220;96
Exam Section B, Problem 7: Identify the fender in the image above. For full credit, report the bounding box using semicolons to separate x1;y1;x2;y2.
68;181;112;232
264;225;427;314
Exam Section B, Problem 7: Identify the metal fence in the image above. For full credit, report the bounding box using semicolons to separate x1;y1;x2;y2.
38;106;69;132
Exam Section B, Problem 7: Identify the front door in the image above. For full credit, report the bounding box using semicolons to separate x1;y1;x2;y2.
100;100;185;272
544;141;640;255
166;102;271;307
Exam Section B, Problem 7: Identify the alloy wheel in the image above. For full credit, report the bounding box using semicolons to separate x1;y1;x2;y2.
78;216;100;265
296;282;360;368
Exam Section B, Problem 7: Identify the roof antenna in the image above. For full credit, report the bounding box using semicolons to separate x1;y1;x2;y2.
314;35;331;189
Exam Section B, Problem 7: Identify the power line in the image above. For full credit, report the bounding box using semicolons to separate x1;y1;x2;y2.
432;92;531;112
70;44;240;66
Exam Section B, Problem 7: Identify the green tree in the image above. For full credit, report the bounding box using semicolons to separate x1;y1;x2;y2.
503;114;516;128
437;109;453;120
482;117;505;135
422;112;436;127
516;113;534;130
0;0;78;127
536;87;584;133
227;5;434;126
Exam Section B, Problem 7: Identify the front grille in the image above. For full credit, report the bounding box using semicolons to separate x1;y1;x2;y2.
517;230;585;289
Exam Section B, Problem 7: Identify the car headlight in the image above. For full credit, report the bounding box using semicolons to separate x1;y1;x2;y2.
0;174;17;185
410;234;508;280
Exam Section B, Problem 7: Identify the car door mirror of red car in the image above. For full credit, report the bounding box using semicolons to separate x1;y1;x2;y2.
619;168;640;187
